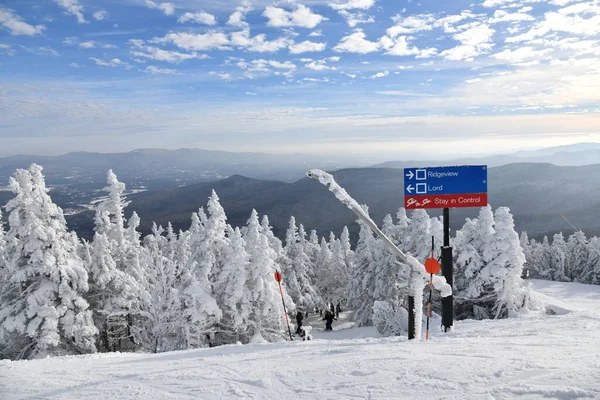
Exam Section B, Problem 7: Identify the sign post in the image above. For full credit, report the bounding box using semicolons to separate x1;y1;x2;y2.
274;271;294;341
404;165;488;332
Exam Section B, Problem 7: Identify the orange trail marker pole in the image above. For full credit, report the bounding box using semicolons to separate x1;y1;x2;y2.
425;237;440;340
274;271;294;341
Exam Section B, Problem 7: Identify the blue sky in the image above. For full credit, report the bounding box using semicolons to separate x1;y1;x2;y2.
0;0;599;159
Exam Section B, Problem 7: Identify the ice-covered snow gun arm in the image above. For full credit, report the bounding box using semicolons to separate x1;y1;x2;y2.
306;169;452;298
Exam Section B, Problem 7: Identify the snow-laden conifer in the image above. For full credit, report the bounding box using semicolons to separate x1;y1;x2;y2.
213;226;250;345
243;210;285;343
0;164;97;359
347;208;378;326
285;217;320;310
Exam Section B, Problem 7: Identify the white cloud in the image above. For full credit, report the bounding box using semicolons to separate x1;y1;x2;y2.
304;58;336;70
491;46;552;63
549;0;577;5
482;0;544;7
416;47;438;58
329;0;376;11
178;12;217;25
246;92;257;95
434;12;476;33
69;62;81;68
338;11;375;27
289;40;326;54
0;43;15;56
506;3;600;43
145;0;174;16
489;10;535;24
333;29;379;54
38;47;60;56
231;29;292;52
54;0;87;23
130;40;208;63
0;8;45;36
93;10;107;21
440;23;495;61
329;56;341;62
152;32;229;51
143;65;181;75
21;46;60;56
79;40;117;49
227;3;252;28
309;30;324;37
370;70;389;79
387;14;435;36
263;5;327;29
63;37;117;49
379;35;420;56
90;57;130;68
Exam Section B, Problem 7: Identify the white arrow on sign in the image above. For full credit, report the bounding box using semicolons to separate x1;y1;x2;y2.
406;184;414;193
405;171;414;180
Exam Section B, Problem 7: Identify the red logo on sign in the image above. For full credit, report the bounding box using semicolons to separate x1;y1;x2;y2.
405;193;488;209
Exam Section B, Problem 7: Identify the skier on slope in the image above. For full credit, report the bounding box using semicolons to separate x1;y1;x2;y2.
295;310;304;335
323;309;337;331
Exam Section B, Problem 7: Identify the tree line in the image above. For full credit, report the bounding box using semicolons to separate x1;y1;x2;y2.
0;164;549;360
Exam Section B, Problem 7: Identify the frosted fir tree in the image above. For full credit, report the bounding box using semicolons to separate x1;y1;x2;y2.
213;226;251;345
316;236;333;298
395;208;411;251
0;164;97;360
405;209;432;261
0;208;6;279
347;209;379;326
584;237;600;284
242;210;285;343
134;226;184;353
260;215;296;312
474;207;536;319
305;229;320;282
177;211;220;349
566;231;589;282
339;226;354;275
93;171;149;345
86;232;137;352
94;170;128;249
549;233;568;282
285;217;321;310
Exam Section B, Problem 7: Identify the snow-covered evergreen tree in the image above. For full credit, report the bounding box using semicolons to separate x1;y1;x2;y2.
213;226;250;345
261;215;295;312
178;211;220;349
550;233;568;282
566;231;589;282
473;207;535;318
86;231;136;352
284;217;320;310
242;210;285;343
92;171;149;349
134;225;183;353
347;207;378;326
405;210;432;261
0;164;97;359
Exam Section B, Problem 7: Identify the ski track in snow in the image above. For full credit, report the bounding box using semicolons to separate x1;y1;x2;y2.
2;280;600;400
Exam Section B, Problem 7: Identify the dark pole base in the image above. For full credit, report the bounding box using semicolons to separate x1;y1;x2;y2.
408;295;415;340
441;246;453;332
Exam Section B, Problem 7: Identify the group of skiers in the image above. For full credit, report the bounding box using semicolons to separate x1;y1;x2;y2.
295;301;342;335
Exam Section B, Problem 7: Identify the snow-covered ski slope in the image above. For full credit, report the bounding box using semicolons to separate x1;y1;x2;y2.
2;280;599;400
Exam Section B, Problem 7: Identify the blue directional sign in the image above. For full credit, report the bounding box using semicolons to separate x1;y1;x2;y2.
403;165;487;196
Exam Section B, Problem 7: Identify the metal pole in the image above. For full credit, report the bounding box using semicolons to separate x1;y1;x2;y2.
408;295;415;340
278;281;294;341
441;208;453;331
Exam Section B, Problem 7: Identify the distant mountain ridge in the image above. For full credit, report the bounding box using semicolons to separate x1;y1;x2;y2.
105;162;600;245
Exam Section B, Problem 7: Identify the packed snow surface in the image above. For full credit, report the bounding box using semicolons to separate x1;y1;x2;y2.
2;280;600;400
